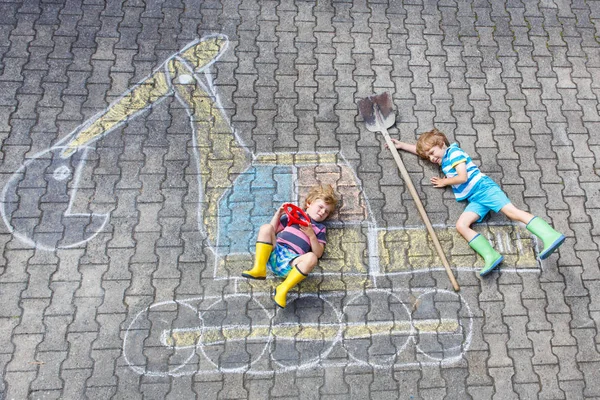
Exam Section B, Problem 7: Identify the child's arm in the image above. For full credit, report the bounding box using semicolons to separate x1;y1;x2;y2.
385;139;417;155
299;225;324;258
269;205;286;232
431;162;468;188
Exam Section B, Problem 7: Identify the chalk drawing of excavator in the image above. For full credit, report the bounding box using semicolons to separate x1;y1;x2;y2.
0;35;541;376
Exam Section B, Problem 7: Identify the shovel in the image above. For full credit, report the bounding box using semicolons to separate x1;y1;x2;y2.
358;92;460;292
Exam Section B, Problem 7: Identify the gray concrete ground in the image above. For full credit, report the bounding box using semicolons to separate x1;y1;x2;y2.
1;0;600;399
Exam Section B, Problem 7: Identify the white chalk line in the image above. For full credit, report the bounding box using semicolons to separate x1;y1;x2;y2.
122;288;472;376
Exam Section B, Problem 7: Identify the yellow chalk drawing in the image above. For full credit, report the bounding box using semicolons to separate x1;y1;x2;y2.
170;60;249;247
238;223;538;293
378;224;537;272
62;36;229;157
253;153;339;165
164;319;460;347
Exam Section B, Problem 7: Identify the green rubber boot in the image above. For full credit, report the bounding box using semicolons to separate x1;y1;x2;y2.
242;242;273;280
273;266;307;308
526;217;565;260
469;234;504;276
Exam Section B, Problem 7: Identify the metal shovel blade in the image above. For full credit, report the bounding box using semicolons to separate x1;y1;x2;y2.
357;92;396;132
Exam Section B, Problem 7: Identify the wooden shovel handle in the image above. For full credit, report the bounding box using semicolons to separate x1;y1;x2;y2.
380;127;460;292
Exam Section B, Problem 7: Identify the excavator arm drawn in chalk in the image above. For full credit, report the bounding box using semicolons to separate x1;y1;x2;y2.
0;34;252;251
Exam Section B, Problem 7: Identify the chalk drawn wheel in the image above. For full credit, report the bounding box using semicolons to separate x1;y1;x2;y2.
412;289;473;362
196;294;273;373
123;300;202;377
342;289;412;368
269;294;343;371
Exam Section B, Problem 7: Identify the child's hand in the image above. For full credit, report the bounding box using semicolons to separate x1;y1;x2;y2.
431;176;447;188
275;204;286;217
385;138;404;150
299;224;315;238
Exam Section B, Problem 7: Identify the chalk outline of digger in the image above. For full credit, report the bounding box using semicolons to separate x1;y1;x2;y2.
0;35;539;376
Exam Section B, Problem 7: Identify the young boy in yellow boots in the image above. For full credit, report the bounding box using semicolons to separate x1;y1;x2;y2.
242;184;339;308
386;128;565;276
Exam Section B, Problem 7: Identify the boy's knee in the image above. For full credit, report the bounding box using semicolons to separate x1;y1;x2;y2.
304;252;318;266
294;253;318;275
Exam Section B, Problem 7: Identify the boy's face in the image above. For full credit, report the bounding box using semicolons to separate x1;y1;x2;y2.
305;199;334;222
425;145;446;165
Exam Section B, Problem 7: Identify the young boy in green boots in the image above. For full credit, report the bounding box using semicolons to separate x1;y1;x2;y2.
386;128;565;276
242;184;339;307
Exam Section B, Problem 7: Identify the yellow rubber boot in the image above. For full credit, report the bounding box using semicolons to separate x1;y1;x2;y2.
242;242;273;280
273;266;307;308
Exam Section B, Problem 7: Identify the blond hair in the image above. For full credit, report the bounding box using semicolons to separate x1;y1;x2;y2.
303;184;339;211
415;128;450;159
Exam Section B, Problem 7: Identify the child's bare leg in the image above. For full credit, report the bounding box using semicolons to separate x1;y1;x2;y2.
501;204;565;260
455;211;481;242
242;224;276;280
499;203;534;224
291;252;318;274
458;211;504;276
256;223;276;244
272;253;316;308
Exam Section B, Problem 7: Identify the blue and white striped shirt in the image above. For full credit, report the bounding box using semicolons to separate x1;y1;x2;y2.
441;143;484;201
